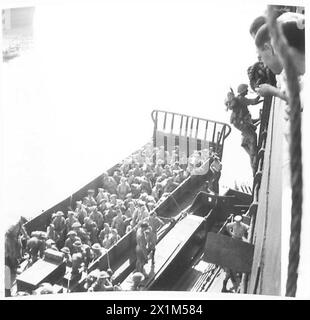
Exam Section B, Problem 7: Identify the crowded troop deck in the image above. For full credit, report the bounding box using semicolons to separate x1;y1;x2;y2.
5;110;231;295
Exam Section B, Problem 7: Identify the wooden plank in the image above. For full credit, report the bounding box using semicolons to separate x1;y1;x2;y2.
204;232;254;273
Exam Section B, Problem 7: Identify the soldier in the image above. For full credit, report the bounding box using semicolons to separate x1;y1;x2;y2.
130;272;145;291
135;222;149;278
226;215;249;241
222;267;242;293
88;271;114;291
225;84;262;173
65;211;78;233
110;228;121;247
84;189;97;207
102;172;118;195
163;177;178;194
89;221;99;244
113;169;122;185
89;207;104;230
51;211;66;244
71;252;84;275
75;201;88;225
145;211;164;265
110;194;118;206
61;247;72;267
111;209;126;237
98;198;108;213
64;230;79;254
96;188;108;204
83;216;94;233
151;182;164;202
45;239;58;251
102;233;112;250
85;269;101;291
46;223;57;242
98;223;111;244
207;154;223;194
144;228;156;266
117;177;131;200
26;236;42;263
71;222;89;245
72;240;83;254
124;201;135;219
33;283;55;295
104;204;117;226
91;243;105;261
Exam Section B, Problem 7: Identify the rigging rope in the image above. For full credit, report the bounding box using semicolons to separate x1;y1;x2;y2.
267;6;303;297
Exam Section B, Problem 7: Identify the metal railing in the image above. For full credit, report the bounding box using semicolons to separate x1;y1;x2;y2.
151;110;231;162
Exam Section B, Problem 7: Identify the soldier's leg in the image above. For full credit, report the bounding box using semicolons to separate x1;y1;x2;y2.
222;268;230;292
247;130;258;172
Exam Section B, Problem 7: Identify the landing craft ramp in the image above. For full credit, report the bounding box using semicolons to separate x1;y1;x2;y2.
152;110;231;163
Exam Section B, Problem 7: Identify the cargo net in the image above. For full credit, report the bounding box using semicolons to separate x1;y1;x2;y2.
10;141;218;295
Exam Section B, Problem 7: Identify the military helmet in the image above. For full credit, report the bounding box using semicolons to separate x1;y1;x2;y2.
237;84;249;94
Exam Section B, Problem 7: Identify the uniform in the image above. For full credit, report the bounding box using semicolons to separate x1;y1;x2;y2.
135;225;149;275
226;221;249;241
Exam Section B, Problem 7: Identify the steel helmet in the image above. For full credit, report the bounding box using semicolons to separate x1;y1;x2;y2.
237;83;249;94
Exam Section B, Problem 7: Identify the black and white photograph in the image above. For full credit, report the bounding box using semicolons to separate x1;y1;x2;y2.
1;0;308;300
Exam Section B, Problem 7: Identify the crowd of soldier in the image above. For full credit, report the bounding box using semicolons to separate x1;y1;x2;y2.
19;144;216;294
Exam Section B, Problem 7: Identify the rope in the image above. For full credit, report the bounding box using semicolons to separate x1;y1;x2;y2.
267;7;303;297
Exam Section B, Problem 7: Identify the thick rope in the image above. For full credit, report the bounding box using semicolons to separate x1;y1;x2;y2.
267;7;303;297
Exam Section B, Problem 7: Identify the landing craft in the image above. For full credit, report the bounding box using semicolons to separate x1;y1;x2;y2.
7;110;233;294
6;95;281;295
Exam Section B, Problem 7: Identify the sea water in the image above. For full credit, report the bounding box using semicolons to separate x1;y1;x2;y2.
1;3;254;228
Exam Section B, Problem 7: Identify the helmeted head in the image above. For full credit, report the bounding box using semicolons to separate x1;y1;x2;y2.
140;222;149;229
54;211;64;219
73;240;82;249
61;247;71;255
38;231;47;240
68;211;75;217
87;189;95;195
99;271;110;279
237;84;249;95
46;239;56;247
132;272;145;286
67;230;77;238
72;222;81;229
92;243;102;253
234;215;242;223
35;283;54;295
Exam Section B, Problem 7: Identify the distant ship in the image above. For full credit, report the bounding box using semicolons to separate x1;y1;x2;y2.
3;45;20;62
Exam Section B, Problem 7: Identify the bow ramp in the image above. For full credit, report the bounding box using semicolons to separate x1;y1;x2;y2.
152;110;231;162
